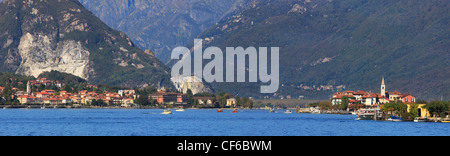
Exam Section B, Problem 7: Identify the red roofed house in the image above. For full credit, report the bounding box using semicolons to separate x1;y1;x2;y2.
36;92;50;99
149;91;188;104
362;93;378;106
17;95;41;104
401;94;416;103
43;98;62;105
41;90;56;95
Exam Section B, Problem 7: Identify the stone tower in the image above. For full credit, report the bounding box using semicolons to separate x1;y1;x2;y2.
27;81;31;95
381;77;386;97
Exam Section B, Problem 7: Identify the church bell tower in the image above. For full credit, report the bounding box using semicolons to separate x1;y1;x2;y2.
27;81;31;95
381;77;386;97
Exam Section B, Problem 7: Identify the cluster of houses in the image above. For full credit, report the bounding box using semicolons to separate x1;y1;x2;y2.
147;87;238;107
8;80;137;107
331;77;416;107
29;78;65;88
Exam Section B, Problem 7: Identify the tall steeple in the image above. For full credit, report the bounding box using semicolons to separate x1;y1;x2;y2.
26;81;31;95
381;77;386;97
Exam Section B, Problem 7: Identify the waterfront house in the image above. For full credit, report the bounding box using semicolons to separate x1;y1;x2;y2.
42;90;56;95
226;98;237;107
389;91;402;101
353;91;366;101
331;95;343;105
70;96;82;104
149;91;188;104
61;97;72;104
362;93;377;106
401;94;416;103
17;95;40;104
122;98;134;107
407;104;430;118
36;92;50;99
43;98;62;105
194;97;213;105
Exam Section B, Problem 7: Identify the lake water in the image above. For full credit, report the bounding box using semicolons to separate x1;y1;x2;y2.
0;109;448;136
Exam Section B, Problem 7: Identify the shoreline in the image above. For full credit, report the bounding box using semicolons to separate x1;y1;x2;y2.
2;105;448;123
0;105;255;110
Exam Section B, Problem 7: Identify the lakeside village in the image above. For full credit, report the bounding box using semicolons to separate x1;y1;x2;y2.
0;74;448;122
0;75;253;110
314;77;450;122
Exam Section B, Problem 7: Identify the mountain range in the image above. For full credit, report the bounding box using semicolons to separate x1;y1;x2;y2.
0;0;173;89
78;0;257;63
197;0;449;100
0;0;448;100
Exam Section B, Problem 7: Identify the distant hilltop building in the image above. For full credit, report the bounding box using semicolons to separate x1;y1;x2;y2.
331;77;416;107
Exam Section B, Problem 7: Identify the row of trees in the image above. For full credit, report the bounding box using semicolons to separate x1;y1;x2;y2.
424;101;450;118
381;101;450;120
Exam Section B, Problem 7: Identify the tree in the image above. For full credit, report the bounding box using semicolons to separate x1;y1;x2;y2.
135;95;150;106
425;101;449;117
409;103;420;119
319;101;332;110
91;99;98;106
1;85;16;105
340;96;349;110
97;99;106;106
382;101;408;117
186;89;194;105
239;97;253;109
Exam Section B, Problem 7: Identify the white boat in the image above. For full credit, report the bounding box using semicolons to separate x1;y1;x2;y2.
176;107;185;112
414;117;427;122
284;110;292;114
357;109;381;120
161;109;172;114
311;108;321;114
388;116;403;122
269;109;275;113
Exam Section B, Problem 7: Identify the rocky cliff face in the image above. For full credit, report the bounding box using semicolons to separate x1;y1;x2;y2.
16;32;91;79
171;76;213;95
0;0;173;88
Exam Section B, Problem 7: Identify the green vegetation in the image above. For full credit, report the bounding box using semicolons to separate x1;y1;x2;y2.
425;101;450;117
381;101;409;119
134;86;157;106
380;101;450;120
0;85;19;105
